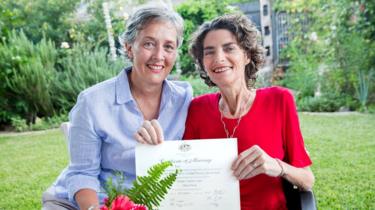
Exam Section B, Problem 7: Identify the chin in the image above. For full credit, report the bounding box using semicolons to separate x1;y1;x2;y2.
148;76;166;85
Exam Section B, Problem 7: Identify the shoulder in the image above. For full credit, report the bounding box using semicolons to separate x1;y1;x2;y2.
257;86;295;102
77;77;117;104
167;80;193;100
190;93;219;109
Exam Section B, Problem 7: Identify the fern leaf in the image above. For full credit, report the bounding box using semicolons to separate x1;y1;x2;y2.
127;161;180;210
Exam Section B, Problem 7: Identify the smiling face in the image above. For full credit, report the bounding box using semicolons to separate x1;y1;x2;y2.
202;29;250;89
126;20;178;86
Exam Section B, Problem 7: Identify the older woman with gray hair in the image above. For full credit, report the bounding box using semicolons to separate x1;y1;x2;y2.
42;4;192;210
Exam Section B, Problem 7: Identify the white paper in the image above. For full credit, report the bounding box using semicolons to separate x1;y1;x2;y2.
135;139;240;210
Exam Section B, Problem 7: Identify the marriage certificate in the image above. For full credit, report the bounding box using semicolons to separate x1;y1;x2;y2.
135;139;240;210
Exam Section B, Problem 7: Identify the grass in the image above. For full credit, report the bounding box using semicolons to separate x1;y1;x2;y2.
0;113;374;209
0;130;68;210
300;113;375;209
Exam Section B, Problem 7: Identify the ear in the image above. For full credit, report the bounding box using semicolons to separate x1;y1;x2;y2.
245;53;251;66
125;43;133;59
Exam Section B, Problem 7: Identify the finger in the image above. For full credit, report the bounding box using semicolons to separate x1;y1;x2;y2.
134;132;147;144
151;119;164;143
232;145;261;169
138;127;152;144
233;148;262;177
233;154;261;178
252;156;265;168
239;164;264;180
143;121;158;144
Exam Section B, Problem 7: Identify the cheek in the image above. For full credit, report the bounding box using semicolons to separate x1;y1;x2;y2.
166;53;177;65
202;58;211;71
132;47;146;61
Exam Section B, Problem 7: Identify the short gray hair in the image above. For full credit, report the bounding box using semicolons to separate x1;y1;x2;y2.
119;3;184;59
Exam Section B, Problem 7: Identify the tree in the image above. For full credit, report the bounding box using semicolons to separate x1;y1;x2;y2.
274;0;375;110
0;0;80;43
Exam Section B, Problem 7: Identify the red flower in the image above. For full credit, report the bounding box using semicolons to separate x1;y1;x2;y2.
100;206;109;210
111;195;133;210
102;195;147;210
129;204;147;210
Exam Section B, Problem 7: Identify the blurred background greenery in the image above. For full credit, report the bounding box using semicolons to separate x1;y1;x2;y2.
0;0;374;132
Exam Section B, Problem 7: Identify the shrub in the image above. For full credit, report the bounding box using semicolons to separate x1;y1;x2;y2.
180;75;218;96
274;1;375;110
297;93;359;112
0;31;57;124
52;43;127;111
30;113;69;131
10;116;28;132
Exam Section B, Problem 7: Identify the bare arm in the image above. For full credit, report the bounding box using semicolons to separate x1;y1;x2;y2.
75;189;99;210
279;161;315;191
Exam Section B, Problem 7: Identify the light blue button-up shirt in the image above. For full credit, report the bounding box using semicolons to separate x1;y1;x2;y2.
48;68;192;206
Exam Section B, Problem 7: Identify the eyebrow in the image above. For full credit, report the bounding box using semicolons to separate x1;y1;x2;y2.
143;36;156;41
203;42;237;51
143;36;176;45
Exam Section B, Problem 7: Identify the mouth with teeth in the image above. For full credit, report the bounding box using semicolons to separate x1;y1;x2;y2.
147;64;164;73
212;66;232;73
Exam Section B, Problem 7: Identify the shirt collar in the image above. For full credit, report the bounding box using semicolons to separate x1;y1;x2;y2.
115;67;174;105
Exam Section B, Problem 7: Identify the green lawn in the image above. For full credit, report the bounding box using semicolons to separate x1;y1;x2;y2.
0;113;374;209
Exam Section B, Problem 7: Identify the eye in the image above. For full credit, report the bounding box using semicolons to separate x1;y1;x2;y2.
144;41;155;49
224;46;236;52
203;50;214;56
164;44;175;52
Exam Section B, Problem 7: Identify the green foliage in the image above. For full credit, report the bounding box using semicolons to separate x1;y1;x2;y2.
277;41;320;98
274;0;375;110
30;114;69;131
104;161;179;210
10;116;28;132
180;75;218;96
176;0;239;75
0;0;80;43
68;0;125;48
52;44;126;111
356;70;373;110
9;113;68;132
0;30;57;124
297;93;358;112
128;161;179;209
0;30;125;127
103;172;129;206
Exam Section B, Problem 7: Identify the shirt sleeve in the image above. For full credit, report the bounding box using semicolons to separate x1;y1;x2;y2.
282;89;312;167
65;92;102;202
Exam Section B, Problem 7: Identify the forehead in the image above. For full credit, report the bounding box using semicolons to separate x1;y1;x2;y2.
203;29;237;47
137;20;178;43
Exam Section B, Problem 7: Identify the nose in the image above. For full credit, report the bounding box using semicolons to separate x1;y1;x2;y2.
152;45;165;61
213;49;225;64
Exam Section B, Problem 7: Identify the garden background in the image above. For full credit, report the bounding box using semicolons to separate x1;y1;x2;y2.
0;0;374;209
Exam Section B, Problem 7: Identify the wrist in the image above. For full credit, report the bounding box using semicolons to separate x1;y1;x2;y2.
87;204;99;210
275;158;286;177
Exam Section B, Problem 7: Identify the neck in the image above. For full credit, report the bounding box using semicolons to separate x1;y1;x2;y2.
129;72;163;98
219;83;256;118
128;71;163;120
